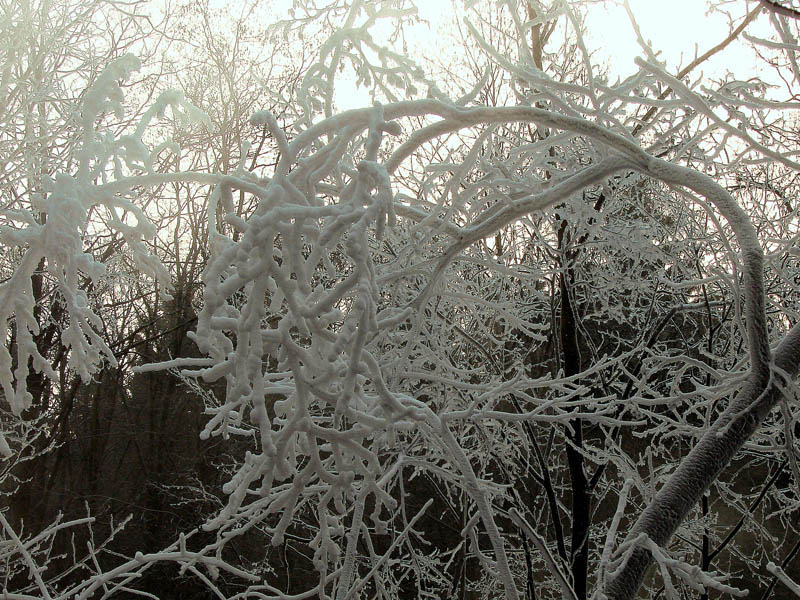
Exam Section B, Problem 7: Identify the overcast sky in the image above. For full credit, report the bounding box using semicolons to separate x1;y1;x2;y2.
332;1;773;110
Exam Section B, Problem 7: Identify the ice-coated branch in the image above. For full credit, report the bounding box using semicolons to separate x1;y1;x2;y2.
185;79;784;596
510;507;578;600
7;2;800;598
0;510;53;600
766;562;800;597
605;321;800;599
0;54;209;446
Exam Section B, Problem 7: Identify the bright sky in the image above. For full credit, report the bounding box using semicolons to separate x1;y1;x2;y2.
333;0;771;111
584;0;764;80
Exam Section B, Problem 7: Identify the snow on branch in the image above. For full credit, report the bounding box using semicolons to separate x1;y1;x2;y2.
178;85;777;598
0;55;210;448
6;2;800;598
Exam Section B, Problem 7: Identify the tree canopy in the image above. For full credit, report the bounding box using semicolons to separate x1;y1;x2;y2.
2;1;800;599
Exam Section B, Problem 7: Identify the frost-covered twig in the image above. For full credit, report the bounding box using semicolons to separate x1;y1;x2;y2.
510;508;577;600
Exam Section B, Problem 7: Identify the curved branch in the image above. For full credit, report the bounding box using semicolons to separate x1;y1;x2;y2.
605;322;800;599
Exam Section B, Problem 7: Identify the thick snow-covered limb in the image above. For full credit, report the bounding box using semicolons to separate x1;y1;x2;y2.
340;498;433;600
71;549;259;600
604;321;800;599
186;88;778;598
335;487;367;600
360;92;776;600
766;562;800;597
0;430;11;458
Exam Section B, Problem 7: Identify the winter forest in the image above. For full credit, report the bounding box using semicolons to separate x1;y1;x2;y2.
4;0;800;598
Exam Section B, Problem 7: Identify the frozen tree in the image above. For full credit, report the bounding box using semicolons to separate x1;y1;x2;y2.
3;0;800;599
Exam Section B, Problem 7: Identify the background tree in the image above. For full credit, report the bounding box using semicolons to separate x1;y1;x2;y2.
1;0;318;596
